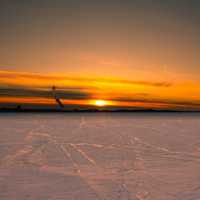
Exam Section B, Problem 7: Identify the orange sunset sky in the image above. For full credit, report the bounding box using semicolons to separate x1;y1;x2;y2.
0;1;200;110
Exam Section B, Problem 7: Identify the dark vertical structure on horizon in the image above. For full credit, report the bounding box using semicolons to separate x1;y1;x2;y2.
52;86;64;109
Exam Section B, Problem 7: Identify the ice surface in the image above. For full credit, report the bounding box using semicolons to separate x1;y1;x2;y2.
0;113;200;200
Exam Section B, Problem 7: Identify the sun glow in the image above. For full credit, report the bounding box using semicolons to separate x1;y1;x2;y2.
93;100;108;107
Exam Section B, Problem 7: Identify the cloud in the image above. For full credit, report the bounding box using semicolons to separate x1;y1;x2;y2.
0;86;200;110
0;87;90;100
0;70;172;88
0;71;199;110
108;96;200;109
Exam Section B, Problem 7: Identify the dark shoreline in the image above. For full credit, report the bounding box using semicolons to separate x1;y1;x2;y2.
0;108;200;113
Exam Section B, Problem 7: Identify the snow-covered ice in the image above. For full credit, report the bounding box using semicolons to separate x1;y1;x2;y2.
0;113;200;200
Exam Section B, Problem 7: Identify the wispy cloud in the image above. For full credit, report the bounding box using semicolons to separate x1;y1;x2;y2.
0;70;200;110
0;87;90;100
0;70;172;88
108;96;200;109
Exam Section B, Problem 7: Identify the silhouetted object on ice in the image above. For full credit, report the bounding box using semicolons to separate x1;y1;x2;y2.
52;86;64;108
17;105;22;110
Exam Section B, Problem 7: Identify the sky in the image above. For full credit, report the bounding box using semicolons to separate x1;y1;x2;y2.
0;0;200;110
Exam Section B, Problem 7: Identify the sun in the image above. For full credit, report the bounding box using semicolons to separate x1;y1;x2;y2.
94;100;108;107
89;99;115;107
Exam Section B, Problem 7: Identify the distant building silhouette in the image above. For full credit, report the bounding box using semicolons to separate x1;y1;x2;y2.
17;105;22;110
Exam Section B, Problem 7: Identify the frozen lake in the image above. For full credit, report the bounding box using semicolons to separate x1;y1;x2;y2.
0;113;200;200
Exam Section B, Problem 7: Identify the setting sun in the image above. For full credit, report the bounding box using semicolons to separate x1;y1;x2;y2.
94;100;107;107
88;99;116;107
